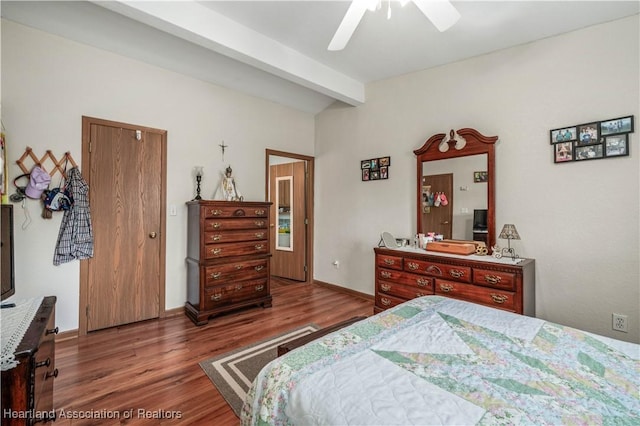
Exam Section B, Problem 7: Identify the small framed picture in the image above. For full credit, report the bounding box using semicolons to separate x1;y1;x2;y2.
361;160;371;169
600;116;634;136
362;168;370;181
370;159;378;170
576;123;599;146
604;134;629;157
554;142;573;163
473;171;488;183
550;126;577;144
370;170;380;180
380;166;388;179
379;156;390;167
575;144;603;161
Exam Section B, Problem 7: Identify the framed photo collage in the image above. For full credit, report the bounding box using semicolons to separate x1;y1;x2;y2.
550;115;634;164
361;156;390;181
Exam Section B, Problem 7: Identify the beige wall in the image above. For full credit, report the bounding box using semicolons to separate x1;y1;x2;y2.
315;15;640;343
1;20;315;332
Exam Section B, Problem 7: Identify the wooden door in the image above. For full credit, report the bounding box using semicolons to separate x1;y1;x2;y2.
269;161;306;281
80;117;166;332
421;173;453;238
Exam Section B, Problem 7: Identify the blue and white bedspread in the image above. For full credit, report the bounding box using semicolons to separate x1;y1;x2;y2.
241;296;640;425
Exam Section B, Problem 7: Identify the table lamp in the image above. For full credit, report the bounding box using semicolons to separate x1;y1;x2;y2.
499;224;521;259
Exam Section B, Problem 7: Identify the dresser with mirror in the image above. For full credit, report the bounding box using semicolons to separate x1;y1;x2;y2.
374;128;535;316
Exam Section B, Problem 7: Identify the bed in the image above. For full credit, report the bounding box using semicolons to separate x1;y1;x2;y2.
241;296;639;425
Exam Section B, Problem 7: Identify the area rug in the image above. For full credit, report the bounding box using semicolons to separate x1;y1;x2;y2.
199;324;319;417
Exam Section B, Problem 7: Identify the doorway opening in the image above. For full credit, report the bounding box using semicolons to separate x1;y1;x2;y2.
265;149;314;284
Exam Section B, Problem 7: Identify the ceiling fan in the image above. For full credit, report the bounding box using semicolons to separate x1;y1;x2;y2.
328;0;461;51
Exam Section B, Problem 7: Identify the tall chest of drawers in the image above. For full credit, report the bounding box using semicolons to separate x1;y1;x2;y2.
185;201;273;325
1;296;58;425
374;247;535;316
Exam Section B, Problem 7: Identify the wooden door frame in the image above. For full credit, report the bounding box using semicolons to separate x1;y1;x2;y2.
265;149;314;284
79;116;167;335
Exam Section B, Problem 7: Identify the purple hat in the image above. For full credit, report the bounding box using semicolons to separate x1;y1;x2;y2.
25;166;51;199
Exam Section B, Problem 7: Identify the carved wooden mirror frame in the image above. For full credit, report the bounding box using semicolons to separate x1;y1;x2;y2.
414;128;498;250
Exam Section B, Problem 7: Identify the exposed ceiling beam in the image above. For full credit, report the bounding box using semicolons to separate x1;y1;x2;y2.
92;0;365;106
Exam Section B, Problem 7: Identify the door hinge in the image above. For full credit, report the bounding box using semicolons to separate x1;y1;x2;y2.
304;218;308;225
304;265;308;272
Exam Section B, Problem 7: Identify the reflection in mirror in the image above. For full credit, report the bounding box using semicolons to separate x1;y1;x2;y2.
415;128;497;250
422;155;487;240
276;176;293;251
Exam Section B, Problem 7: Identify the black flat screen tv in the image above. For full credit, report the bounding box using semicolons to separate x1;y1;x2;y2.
473;209;488;230
1;204;15;301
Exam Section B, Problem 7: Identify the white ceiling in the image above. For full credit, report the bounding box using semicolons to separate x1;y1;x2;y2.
3;1;639;114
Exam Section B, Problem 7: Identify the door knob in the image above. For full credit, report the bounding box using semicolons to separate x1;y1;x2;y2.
149;232;157;239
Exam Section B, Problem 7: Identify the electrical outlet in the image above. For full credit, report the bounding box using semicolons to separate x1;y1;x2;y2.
612;313;628;332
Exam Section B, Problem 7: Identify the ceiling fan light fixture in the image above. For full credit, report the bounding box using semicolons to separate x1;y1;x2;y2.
412;0;461;32
328;0;460;51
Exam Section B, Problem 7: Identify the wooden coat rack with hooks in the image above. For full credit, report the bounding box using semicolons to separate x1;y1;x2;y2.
16;146;77;180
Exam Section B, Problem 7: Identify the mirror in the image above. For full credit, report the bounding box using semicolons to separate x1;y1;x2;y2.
276;176;293;251
414;128;497;250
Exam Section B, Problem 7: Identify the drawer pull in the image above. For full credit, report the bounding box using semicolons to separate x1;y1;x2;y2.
449;269;465;279
234;284;243;291
210;209;222;216
254;220;265;227
46;368;59;379
46;326;59;335
233;209;246;217
380;297;392;306
211;234;222;241
439;283;454;292
380;271;392;279
383;258;395;266
210;248;223;255
235;265;244;270
380;283;392;292
255;244;265;251
255;209;266;216
211;222;222;229
254;265;264;271
490;294;508;304
416;292;427;298
210;272;222;280
416;278;429;287
484;275;502;285
406;262;419;271
427;265;443;276
211;294;222;301
255;285;265;291
35;358;51;369
254;232;265;238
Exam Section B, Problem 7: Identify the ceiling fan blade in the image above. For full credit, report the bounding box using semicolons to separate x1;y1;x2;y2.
328;1;369;51
412;0;461;32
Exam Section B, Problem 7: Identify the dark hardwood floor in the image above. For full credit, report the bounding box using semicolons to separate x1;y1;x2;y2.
54;279;373;425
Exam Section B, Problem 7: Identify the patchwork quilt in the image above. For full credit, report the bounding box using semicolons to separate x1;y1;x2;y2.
241;296;640;425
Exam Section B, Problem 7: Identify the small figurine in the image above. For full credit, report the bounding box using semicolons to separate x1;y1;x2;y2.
492;245;503;259
220;165;242;201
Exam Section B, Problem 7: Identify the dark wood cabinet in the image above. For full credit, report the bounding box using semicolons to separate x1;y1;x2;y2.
1;296;58;425
185;200;273;325
374;248;535;316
